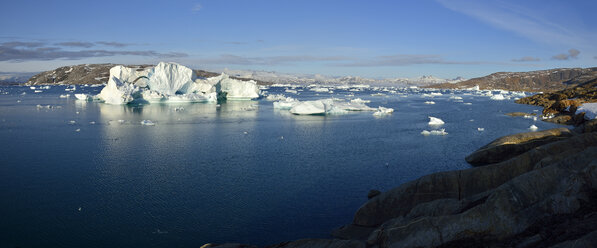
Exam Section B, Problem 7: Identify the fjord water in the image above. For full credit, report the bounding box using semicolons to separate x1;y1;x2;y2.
0;85;562;247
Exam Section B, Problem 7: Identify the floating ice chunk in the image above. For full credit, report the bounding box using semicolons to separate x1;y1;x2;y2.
529;125;538;131
34;90;42;93
289;100;326;115
217;74;260;99
75;128;81;132
477;127;484;131
29;86;36;90
351;98;371;104
576;102;597;120
289;98;375;115
428;116;445;126
273;97;299;110
421;129;448;136
424;101;436;104
373;107;394;116
449;96;463;100
140;120;155;126
89;121;96;125
69;120;76;124
370;93;385;96
265;94;288;101
490;94;505;100
285;89;298;94
75;94;92;101
310;87;329;92
59;94;70;98
463;102;472;105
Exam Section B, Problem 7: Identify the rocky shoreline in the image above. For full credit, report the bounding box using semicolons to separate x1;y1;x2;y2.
203;89;597;247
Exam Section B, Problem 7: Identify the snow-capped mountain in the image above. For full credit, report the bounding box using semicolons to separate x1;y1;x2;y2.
221;69;465;87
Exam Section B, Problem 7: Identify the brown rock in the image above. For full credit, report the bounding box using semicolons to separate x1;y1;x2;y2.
465;128;573;166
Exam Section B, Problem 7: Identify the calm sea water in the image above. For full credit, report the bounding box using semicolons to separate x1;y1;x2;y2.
0;85;562;247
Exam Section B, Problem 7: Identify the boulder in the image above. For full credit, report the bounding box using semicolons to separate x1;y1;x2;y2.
465;128;573;166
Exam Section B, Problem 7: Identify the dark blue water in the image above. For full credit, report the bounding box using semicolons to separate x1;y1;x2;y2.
0;85;562;247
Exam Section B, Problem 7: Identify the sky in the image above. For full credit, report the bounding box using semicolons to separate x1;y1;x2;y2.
0;0;596;79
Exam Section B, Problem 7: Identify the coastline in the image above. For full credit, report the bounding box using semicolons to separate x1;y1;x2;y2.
203;94;597;247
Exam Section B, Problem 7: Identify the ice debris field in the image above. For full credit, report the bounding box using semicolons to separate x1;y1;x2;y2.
4;61;582;137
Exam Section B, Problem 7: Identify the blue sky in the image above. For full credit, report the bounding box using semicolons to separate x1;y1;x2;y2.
0;0;596;78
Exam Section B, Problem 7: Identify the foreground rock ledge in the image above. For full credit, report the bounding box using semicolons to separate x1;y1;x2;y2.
206;127;597;248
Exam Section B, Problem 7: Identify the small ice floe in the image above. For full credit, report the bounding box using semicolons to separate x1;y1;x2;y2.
370;93;385;96
59;94;70;98
421;129;448;136
174;107;185;112
78;207;82;211
69;120;76;124
350;98;371;104
424;101;436;104
140;120;155;126
477;127;485;131
75;128;81;132
89;121;96;125
34;90;43;93
449;96;463;100
118;120;125;124
280;136;284;140
373;107;394;116
29;86;36;90
21;92;27;95
529;125;538;131
16;100;21;103
75;94;92;101
533;116;538;121
285;89;298;94
428;116;445;126
265;94;288;101
490;94;505;100
463;102;472;105
153;229;168;234
243;131;248;135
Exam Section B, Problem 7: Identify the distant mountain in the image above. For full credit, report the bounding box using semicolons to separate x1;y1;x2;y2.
0;72;38;85
222;69;465;87
427;67;597;92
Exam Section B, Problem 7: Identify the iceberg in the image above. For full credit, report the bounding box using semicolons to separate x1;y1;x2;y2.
273;97;299;110
576;102;597;120
421;129;448;136
265;94;288;101
288;98;376;115
373;107;394;116
95;62;260;104
490;94;505;100
428;116;445;126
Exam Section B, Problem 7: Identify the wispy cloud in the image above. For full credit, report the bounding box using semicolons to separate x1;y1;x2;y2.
192;3;202;12
55;41;95;48
96;41;131;47
552;49;580;60
0;42;187;62
436;0;590;47
198;54;350;65
512;56;540;62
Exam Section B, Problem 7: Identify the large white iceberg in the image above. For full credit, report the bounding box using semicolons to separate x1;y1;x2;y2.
93;62;260;104
288;98;376;115
576;102;597;120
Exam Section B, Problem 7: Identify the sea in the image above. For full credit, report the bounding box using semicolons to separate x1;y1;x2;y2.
0;84;563;247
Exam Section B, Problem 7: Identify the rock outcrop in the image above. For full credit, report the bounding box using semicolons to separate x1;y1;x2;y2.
207;125;597;247
428;67;597;92
516;78;597;125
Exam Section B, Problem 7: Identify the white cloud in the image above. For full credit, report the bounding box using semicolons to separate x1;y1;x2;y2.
192;3;202;12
